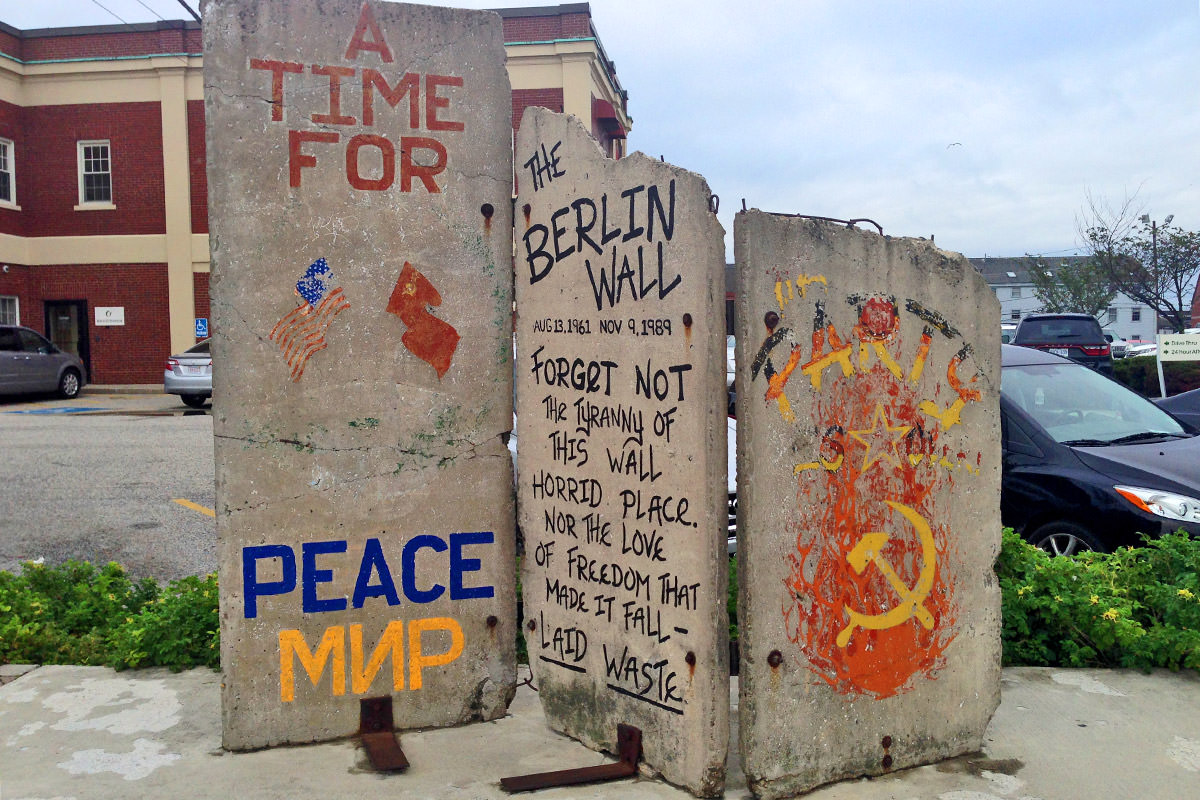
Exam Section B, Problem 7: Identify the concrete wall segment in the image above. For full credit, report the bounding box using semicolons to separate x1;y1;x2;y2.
515;106;728;797
205;0;516;750
734;211;1002;798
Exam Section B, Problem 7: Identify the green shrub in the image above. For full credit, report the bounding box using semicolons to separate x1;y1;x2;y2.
0;561;218;671
1113;356;1200;396
998;528;1200;670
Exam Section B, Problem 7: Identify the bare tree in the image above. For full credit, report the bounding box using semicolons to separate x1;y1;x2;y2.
1078;191;1200;333
1025;255;1116;319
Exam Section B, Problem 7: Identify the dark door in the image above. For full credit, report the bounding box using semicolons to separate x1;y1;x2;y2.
44;301;90;380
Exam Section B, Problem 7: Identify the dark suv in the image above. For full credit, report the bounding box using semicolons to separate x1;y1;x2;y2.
1012;313;1113;375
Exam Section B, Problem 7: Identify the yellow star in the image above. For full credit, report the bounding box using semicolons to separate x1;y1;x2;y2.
848;403;912;472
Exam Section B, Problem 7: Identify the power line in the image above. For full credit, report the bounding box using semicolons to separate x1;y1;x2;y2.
88;0;130;26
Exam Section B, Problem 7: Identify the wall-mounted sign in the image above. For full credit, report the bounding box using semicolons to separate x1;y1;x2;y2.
94;307;125;326
195;318;209;338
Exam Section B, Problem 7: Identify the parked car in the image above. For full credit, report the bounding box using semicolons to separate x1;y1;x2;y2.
0;324;87;399
726;335;736;388
1001;323;1017;344
1103;333;1127;358
1012;313;1113;375
1153;387;1200;431
164;338;212;408
1125;341;1158;358
1001;344;1200;554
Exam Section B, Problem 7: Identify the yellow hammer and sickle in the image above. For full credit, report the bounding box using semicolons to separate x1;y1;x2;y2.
836;500;937;648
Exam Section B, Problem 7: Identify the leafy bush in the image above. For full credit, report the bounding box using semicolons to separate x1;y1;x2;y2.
1113;356;1200;396
0;561;218;671
998;528;1200;670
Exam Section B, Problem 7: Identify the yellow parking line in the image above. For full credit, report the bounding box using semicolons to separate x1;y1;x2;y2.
173;498;215;517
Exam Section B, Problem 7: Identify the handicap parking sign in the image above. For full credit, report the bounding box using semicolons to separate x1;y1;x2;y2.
195;318;209;338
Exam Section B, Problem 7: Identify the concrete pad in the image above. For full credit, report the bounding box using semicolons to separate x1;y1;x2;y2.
2;666;1198;799
735;212;1002;797
514;108;729;796
204;0;515;749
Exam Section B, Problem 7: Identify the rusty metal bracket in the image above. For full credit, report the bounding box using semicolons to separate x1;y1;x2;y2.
358;696;409;772
500;723;642;793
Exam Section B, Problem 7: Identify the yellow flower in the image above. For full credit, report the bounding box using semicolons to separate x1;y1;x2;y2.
1089;595;1099;605
1054;595;1063;603
1178;588;1195;600
1017;587;1029;596
1102;609;1119;621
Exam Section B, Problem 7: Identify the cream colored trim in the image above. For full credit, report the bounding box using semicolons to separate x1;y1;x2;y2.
191;234;211;271
0;233;167;266
159;66;196;354
0;56;203;107
73;202;117;211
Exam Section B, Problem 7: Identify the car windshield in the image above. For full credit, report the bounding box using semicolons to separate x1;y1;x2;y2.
1002;362;1188;444
1015;319;1098;342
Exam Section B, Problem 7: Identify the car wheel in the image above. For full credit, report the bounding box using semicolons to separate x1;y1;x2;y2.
181;394;208;408
1026;521;1106;556
58;369;81;399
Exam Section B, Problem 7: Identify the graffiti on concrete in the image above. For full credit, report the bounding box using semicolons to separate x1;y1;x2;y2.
752;278;984;698
386;261;459;379
269;257;351;381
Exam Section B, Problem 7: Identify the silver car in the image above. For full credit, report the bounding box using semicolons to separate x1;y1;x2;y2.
0;324;88;399
164;338;212;408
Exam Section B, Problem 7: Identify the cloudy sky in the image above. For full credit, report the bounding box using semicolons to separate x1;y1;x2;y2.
6;1;1199;258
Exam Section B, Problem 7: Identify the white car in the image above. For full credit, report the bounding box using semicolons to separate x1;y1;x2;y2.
1125;342;1158;358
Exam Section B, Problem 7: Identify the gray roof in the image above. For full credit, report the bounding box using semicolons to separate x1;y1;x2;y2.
970;255;1091;286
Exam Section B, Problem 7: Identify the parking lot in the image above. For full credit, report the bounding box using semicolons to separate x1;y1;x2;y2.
0;390;216;580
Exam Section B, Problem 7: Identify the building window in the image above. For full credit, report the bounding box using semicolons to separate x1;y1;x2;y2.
77;140;112;205
0;295;18;325
1010;309;1021;321
0;138;13;206
1131;308;1141;322
1107;308;1117;323
1011;286;1021;299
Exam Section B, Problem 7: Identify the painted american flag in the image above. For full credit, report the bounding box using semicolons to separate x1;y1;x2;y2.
269;258;351;382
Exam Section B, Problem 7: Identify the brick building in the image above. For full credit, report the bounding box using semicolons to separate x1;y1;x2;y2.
0;3;629;383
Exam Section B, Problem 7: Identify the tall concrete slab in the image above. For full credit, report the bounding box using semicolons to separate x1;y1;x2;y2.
204;0;515;749
735;211;1001;798
514;108;728;797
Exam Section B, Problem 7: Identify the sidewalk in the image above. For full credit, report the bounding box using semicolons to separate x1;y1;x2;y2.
81;384;165;395
2;665;1198;799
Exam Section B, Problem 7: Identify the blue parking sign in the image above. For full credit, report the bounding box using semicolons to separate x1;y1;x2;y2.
195;318;209;338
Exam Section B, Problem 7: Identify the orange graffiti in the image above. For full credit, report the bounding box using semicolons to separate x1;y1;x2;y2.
762;295;964;699
386;262;460;379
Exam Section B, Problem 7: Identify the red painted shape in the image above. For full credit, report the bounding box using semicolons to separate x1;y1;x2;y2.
386;262;459;379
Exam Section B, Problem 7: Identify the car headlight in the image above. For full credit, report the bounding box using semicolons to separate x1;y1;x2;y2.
1114;486;1200;524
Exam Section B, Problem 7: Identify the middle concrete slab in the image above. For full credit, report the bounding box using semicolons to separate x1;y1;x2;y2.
514;108;729;797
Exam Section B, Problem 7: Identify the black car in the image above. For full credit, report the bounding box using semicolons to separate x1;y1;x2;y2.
1012;313;1113;375
1153;387;1200;431
1001;344;1200;554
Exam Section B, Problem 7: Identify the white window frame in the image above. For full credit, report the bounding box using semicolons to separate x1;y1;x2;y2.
0;137;16;209
1011;286;1022;299
0;295;19;326
1131;308;1141;323
75;139;115;209
1010;309;1021;321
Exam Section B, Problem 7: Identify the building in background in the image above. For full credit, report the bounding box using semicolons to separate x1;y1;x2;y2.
0;3;629;383
971;256;1158;343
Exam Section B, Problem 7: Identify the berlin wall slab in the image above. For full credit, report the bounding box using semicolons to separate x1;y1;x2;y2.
204;0;515;749
735;212;1001;798
515;108;729;797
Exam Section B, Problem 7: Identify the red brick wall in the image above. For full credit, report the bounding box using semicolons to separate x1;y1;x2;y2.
512;88;564;132
0;28;21;60
193;272;210;324
20;102;166;237
502;13;591;42
188;100;208;234
21;27;199;61
0;98;24;237
11;263;171;383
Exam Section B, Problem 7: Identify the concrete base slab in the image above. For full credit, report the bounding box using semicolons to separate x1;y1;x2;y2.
1;665;1198;799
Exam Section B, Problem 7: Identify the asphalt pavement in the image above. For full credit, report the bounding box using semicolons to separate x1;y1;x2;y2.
2;664;1199;799
0;386;215;580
